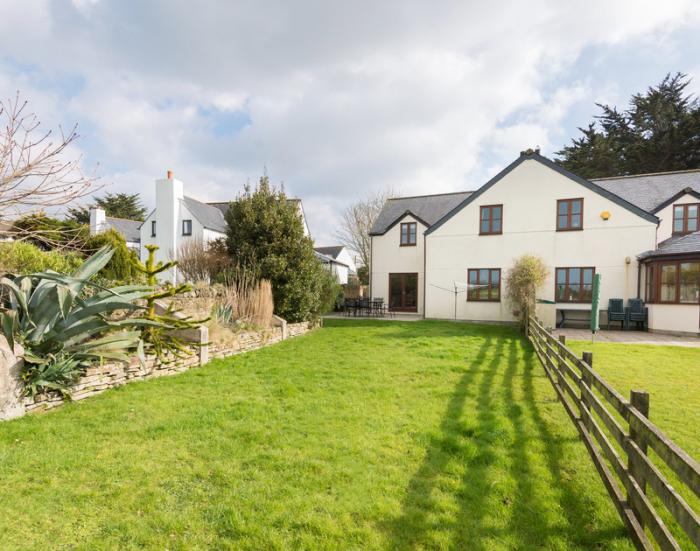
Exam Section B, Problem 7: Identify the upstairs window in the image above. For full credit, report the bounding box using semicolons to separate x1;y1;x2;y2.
151;220;156;237
672;203;699;235
479;205;503;235
556;267;594;302
182;219;192;236
467;268;501;301
400;222;417;246
557;198;583;231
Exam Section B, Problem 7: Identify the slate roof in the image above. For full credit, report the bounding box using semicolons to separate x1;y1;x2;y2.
314;250;349;267
592;169;700;213
182;196;227;234
314;245;345;259
638;231;700;259
370;191;473;235
105;217;141;244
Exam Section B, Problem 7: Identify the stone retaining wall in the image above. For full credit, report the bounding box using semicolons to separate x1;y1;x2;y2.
1;320;315;420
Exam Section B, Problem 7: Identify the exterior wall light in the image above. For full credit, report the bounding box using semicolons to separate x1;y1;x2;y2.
601;210;611;220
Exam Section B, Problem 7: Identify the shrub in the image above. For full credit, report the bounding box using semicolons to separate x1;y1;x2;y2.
319;270;343;313
224;176;328;322
505;254;549;329
83;229;142;284
176;238;230;284
0;241;83;275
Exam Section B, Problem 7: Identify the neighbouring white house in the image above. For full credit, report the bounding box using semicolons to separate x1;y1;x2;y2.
370;149;700;336
314;245;357;284
89;207;141;250
139;171;310;283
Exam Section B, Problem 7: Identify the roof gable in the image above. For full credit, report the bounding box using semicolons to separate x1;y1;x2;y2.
425;152;659;235
370;191;472;236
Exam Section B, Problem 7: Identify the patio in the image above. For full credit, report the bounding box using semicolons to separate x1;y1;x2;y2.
554;327;700;347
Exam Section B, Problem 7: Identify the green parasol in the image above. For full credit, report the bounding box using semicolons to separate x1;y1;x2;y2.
591;273;601;335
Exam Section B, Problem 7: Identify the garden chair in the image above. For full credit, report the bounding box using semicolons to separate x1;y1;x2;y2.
607;298;627;330
626;298;648;331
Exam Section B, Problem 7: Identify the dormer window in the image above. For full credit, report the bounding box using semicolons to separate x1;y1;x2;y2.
673;203;699;235
557;198;583;231
151;220;156;237
479;205;502;235
400;222;417;246
182;219;192;236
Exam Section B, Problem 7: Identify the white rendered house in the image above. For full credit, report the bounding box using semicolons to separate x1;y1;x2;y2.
370;150;700;335
314;245;357;284
140;171;310;283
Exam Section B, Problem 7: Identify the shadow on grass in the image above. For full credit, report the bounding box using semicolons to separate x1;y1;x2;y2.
383;332;629;549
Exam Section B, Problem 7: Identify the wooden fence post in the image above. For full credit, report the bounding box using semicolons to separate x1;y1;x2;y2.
579;351;593;427
628;389;650;527
557;335;567;372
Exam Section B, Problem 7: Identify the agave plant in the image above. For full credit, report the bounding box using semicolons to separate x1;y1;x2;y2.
0;246;164;396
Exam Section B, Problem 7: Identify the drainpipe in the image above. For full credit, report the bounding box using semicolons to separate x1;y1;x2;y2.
422;231;427;319
636;261;641;299
368;235;373;299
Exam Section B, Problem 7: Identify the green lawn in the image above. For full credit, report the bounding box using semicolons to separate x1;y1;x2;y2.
567;340;700;460
0;320;637;550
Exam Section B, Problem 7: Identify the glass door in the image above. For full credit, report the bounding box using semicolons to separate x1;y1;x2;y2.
389;273;418;312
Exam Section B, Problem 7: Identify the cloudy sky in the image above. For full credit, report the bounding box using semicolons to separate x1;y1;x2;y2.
2;1;700;244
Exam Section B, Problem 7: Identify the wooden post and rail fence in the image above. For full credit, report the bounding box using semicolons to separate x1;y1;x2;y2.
526;314;700;550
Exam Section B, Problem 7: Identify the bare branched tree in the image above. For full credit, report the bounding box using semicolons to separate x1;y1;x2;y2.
334;189;394;270
0;92;97;220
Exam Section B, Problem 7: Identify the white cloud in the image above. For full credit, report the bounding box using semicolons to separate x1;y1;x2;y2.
0;1;699;242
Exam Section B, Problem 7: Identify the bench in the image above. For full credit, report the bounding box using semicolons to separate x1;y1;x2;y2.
556;308;592;328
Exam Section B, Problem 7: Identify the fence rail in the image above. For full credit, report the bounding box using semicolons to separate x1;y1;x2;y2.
526;315;700;550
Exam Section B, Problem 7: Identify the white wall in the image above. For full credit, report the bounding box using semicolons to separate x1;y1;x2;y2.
655;193;699;244
424;158;657;323
370;214;425;314
648;304;700;335
334;248;357;275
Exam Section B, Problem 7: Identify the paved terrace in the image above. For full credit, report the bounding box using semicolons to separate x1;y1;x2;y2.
554;328;700;347
325;314;700;347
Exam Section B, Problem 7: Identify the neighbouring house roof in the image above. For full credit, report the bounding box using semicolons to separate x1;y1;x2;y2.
592;169;700;213
370;191;473;236
315;250;349;268
314;245;346;259
638;231;700;260
105;217;141;244
182;196;227;234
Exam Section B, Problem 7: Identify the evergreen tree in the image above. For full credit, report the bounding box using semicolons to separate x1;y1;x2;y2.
225;176;326;322
67;192;148;223
557;73;700;178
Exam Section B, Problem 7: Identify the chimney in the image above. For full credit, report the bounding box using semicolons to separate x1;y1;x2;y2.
153;171;184;284
89;206;106;236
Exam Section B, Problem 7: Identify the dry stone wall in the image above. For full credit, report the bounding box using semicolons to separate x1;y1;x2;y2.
1;321;314;420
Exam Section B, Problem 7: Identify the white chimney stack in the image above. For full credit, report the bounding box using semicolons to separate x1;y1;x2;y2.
152;169;184;284
89;207;106;236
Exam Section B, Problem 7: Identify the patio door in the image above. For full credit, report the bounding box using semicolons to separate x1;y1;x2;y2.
389;273;418;312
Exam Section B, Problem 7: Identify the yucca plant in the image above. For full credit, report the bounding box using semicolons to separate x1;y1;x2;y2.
213;303;234;326
0;246;163;396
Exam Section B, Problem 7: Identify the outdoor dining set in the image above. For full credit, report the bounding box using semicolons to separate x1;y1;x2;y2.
343;298;393;318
